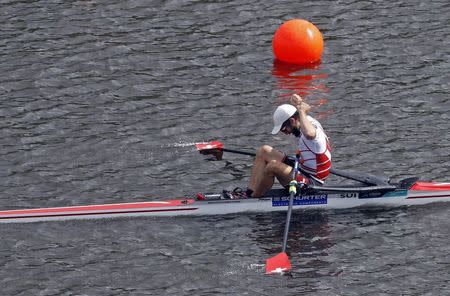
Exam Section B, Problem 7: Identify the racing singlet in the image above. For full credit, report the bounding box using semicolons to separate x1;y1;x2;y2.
297;116;332;180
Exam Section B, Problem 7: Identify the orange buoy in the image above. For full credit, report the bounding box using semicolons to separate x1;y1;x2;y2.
272;19;324;65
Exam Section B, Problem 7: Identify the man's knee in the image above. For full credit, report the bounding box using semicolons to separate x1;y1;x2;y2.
265;159;284;174
256;145;274;159
265;160;292;185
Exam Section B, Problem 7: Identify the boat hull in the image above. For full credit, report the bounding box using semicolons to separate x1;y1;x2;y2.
1;187;450;223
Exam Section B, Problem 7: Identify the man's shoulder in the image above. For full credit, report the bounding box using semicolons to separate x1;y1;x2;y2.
306;115;324;130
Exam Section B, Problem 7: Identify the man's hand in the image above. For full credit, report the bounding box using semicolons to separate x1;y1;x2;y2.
290;94;316;139
290;94;311;113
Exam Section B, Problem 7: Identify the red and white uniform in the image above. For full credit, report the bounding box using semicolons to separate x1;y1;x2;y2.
297;116;332;181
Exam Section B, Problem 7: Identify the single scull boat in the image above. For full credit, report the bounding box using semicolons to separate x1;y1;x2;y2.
1;177;449;223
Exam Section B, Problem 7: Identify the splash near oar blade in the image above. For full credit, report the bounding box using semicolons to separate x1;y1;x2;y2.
265;252;292;275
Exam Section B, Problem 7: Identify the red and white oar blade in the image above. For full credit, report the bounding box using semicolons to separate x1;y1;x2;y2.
265;252;292;275
195;141;223;151
195;141;224;160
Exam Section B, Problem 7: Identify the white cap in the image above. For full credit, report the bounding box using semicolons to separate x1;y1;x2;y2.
271;104;297;134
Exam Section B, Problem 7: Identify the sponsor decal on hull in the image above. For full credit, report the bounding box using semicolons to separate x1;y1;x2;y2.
272;194;328;207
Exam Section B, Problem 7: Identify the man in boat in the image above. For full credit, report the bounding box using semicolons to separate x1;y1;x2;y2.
225;94;332;198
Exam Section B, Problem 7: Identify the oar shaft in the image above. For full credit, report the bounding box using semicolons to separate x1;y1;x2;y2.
282;191;295;253
264;150;300;274
281;153;300;253
221;148;256;157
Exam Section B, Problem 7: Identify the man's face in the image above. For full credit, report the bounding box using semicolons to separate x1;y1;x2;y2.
281;118;301;137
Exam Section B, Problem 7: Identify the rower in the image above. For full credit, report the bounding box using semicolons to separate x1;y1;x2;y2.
224;94;332;199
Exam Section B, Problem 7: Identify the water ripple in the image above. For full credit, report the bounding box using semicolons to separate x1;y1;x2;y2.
1;0;449;294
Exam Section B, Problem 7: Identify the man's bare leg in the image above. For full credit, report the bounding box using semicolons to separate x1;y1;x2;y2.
249;145;293;197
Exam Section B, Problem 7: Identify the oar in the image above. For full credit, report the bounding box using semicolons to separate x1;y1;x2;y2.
265;151;301;275
196;141;362;185
196;140;323;184
196;141;303;274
